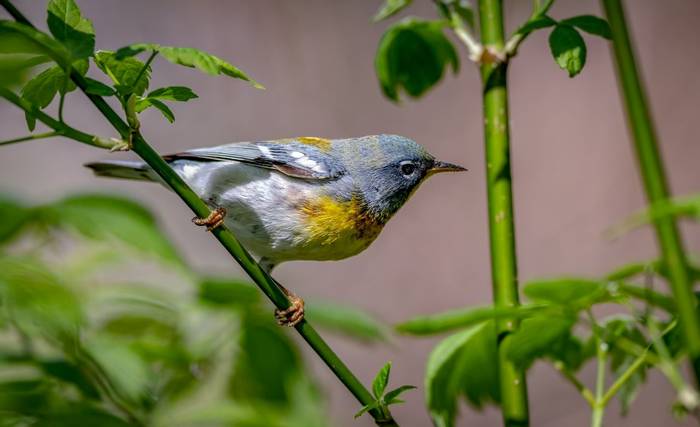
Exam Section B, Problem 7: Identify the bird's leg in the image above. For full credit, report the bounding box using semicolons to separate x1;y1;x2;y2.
192;207;226;231
273;281;305;327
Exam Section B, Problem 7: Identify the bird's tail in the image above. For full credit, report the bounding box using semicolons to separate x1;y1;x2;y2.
84;160;158;182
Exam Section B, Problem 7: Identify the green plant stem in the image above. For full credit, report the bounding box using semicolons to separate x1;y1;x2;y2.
478;1;529;426
601;0;700;386
0;130;59;146
591;339;607;427
552;361;596;406
599;351;644;408
0;4;398;425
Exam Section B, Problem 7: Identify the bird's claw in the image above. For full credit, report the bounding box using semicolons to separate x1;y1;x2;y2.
275;294;305;327
192;207;226;231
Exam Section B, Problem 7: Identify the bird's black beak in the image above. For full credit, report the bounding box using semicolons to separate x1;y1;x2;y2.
427;160;467;176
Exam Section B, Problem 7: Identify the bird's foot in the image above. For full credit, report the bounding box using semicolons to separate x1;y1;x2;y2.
275;293;305;327
192;207;226;231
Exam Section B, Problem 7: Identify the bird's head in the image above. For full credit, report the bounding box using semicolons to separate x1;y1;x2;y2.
336;134;466;220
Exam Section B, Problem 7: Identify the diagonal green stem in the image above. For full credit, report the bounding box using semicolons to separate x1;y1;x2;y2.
601;0;700;386
0;130;59;146
478;1;529;426
0;3;398;425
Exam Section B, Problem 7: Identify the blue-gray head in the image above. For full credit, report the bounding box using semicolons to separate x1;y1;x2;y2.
334;134;466;220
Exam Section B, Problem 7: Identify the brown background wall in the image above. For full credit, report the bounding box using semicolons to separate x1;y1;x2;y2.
1;1;699;425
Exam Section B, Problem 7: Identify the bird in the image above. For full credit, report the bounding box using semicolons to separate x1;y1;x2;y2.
85;134;466;326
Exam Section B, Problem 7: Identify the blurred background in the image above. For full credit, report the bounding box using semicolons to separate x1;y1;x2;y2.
1;0;699;425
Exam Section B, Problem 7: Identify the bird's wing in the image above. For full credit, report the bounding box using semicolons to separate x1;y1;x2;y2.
164;139;346;180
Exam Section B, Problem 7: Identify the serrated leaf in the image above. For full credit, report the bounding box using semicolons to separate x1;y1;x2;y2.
375;18;458;102
304;301;387;343
384;384;416;402
115;43;263;88
506;315;575;370
20;59;88;116
549;24;586;77
146;86;198;102
83;77;114;96
40;193;182;264
373;0;412;22
426;322;499;427
372;362;391;399
94;50;150;96
524;277;610;308
47;0;95;59
561;15;612;40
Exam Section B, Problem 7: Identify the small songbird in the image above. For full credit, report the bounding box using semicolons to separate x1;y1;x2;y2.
86;134;465;326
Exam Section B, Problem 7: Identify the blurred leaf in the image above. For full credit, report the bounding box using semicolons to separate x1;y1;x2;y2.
372;361;391;399
40;359;100;398
230;313;301;403
375;18;458;101
41;193;182;265
115;44;263;89
548;24;586;77
436;0;475;29
373;0;412;22
141;98;175;122
0;21;72;67
426;322;499;426
0;257;82;341
614;283;676;312
545;332;592;372
198;277;260;307
46;0;95;59
0;379;51;414
0;54;50;88
608;194;700;237
305;301;387;342
396;304;541;335
506;314;575;370
83;77;114;96
523;278;608;308
615;357;646;415
85;335;150;404
34;403;132;427
0;195;33;244
561;15;612;40
94;50;150;96
145;86;198;102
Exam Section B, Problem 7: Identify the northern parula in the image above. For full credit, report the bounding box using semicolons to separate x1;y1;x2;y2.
86;134;465;325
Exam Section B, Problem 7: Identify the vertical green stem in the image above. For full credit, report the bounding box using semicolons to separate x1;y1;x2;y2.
601;0;700;384
478;1;529;425
591;339;607;427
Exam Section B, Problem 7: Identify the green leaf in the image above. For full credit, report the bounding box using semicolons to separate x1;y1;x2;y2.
426;322;499;426
83;77;114;96
506;314;575;370
524;278;607;307
372;362;391;399
0;195;33;244
548;24;586;77
0;54;50;88
40;193;182;264
561;15;612;40
20;59;89;119
146;86;198;102
373;0;412;22
230;313;301;403
94;50;150;96
608;194;700;237
145;98;175;123
0;257;83;341
304;301;387;342
354;401;380;419
0;21;72;68
40;359;100;399
34;404;132;427
0;379;51;415
198;277;260;307
384;384;416;402
437;0;475;29
375;18;459;101
46;0;95;59
514;14;557;37
396;304;541;335
115;44;263;88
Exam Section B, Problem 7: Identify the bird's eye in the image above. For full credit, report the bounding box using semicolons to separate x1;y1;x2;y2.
399;161;416;177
